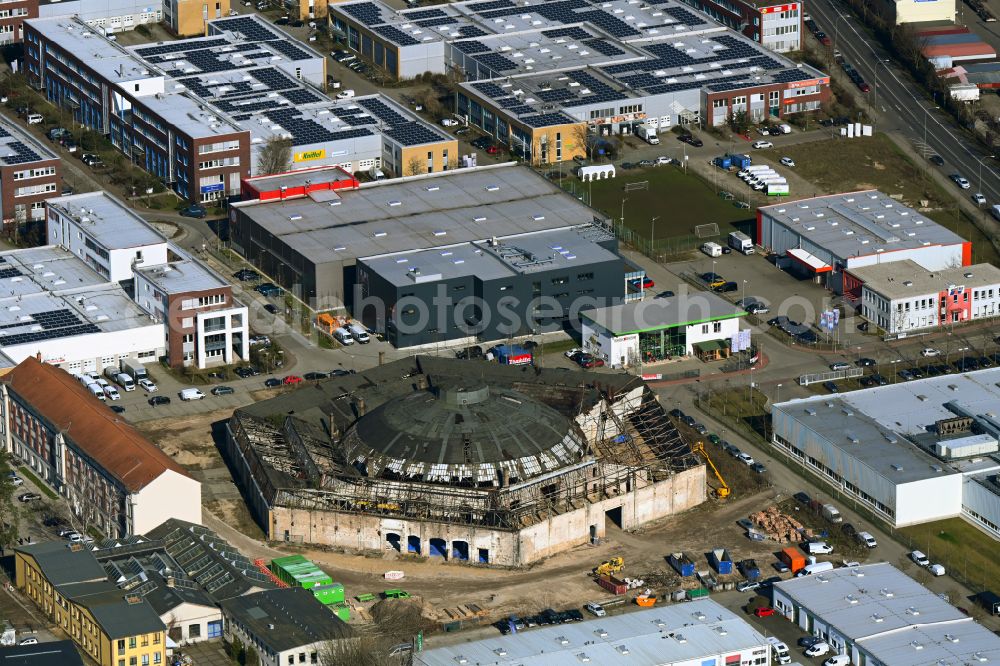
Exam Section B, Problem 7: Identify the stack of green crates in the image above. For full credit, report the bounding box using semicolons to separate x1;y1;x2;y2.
269;555;350;620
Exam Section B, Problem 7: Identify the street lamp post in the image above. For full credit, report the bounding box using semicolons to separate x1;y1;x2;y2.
776;383;782;404
620;197;628;235
742;279;748;308
651;216;659;259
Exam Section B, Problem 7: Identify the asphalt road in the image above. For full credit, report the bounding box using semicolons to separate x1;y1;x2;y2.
807;0;1000;208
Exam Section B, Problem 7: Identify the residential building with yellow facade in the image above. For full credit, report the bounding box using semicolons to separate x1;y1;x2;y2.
15;541;167;666
165;0;232;36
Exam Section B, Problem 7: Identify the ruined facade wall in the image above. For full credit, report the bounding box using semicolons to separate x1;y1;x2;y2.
269;464;705;567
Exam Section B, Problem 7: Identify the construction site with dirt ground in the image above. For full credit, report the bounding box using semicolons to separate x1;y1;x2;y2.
223;357;706;567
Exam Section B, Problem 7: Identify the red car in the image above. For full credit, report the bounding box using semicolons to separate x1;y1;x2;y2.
485;145;500;155
857;81;871;93
573;353;605;369
753;606;776;618
629;277;654;290
282;375;303;385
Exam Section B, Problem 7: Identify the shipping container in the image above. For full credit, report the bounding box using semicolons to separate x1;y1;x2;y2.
779;547;806;573
738;558;760;581
686;587;709;600
597;575;628;595
490;344;533;365
729;154;752;169
668;552;696;577
709;548;733;575
714;155;732;169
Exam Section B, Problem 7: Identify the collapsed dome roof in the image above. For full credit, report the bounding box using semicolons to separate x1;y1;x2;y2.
344;381;588;485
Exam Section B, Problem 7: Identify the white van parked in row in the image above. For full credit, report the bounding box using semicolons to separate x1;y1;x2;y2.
347;322;370;343
334;327;355;345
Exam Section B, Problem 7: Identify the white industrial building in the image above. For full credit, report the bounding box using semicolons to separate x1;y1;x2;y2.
772;562;1000;665
0;245;165;371
757;191;969;295
771;369;1000;536
874;0;956;24
415;599;770;666
46;191;169;283
850;260;1000;333
38;0;163;33
580;292;745;368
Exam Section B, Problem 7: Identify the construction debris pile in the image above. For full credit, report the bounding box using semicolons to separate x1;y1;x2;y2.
749;505;811;542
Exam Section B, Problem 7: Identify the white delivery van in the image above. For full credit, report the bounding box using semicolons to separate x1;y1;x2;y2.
87;383;106;401
821;503;843;523
335;89;355;99
116;373;135;391
806;541;833;554
334;327;355;345
103;385;120;401
347;322;370;343
701;242;722;257
857;531;877;548
26;113;43;125
823;655;849;666
798;561;835;576
369;166;385;181
179;388;205;401
992;204;1000;222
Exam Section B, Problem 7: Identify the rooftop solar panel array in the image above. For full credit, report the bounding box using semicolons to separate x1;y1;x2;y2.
454;40;490;54
357;97;408;127
405;8;448;20
269;39;310;60
416;16;457;27
771;69;815;84
1;141;43;166
0;308;100;347
211;15;281;42
135;38;230;58
561;70;625;107
520;112;576;127
341;1;386;25
457;26;488;38
662;6;706;26
475;52;518;72
542;27;591;40
584;39;625;57
373;24;419;46
0;126;10;139
385;121;444;146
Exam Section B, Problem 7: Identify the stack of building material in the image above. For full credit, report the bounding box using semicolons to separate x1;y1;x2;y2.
749;506;805;542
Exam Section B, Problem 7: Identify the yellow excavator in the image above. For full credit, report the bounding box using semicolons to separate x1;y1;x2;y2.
691;441;731;499
593;557;625;577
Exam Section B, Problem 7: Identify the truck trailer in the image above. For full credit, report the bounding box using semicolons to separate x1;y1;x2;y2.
728;231;754;255
634;123;659;145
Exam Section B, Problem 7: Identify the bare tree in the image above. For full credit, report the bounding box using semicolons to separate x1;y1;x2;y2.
319;634;397;666
0;453;18;555
256;137;293;176
405;155;424;177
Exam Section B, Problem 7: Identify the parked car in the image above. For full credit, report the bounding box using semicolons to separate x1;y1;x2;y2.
179;204;207;218
678;133;703;147
921;347;941;357
951;174;971;189
81;153;102;167
584;602;606;617
972;192;987;205
829;361;850;371
929;154;944;166
857;357;876;367
264;378;282;388
233;268;261;281
211;386;235;396
303;372;328;380
148;395;171;406
753;606;775;617
18;493;42;503
736;452;755;465
822;381;839;393
713;281;738;293
282;375;303;385
655;290;675;298
780;156;795;167
629;276;654;290
737;581;761;593
264;303;279;314
804;642;831;657
751;462;767;474
910;550;930;566
751;140;773;149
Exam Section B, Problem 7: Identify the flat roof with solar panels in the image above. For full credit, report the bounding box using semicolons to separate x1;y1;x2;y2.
331;0;827;128
27;14;449;165
0;118;58;167
0;246;156;345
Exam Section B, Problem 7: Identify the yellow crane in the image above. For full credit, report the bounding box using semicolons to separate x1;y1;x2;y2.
593;557;625;577
691;441;731;499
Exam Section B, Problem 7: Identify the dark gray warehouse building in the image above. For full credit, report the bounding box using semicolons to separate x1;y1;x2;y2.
230;164;630;347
